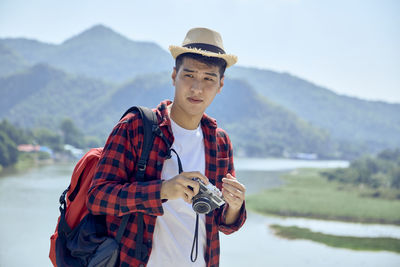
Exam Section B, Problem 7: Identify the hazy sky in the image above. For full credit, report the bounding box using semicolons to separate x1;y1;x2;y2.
1;0;399;103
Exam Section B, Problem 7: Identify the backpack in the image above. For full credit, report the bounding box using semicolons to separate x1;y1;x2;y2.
49;106;159;267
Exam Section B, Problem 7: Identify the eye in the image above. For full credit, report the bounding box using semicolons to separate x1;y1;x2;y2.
205;77;214;82
184;74;193;78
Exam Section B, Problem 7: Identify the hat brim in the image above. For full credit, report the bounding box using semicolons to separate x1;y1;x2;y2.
169;45;237;68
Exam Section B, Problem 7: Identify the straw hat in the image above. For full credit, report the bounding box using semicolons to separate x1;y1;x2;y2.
169;27;238;68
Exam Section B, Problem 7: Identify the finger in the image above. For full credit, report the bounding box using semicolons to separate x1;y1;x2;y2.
223;183;244;199
182;171;209;185
180;178;200;195
222;188;239;204
223;188;244;208
177;184;195;203
222;178;246;192
181;184;196;200
226;173;236;180
183;192;191;204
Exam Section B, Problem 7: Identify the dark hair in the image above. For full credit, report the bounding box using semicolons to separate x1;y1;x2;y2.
175;53;227;78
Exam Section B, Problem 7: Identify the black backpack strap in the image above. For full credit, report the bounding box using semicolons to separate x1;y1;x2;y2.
135;106;158;180
115;106;159;260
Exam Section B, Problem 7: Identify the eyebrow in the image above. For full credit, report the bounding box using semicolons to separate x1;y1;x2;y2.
183;68;218;77
205;72;218;77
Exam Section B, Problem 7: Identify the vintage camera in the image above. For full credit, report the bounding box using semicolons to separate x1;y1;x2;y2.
191;178;225;214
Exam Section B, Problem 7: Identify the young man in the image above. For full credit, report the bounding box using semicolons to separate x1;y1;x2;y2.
87;27;246;267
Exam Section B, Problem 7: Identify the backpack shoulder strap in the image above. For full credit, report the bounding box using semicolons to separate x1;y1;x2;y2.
115;106;158;258
135;106;158;181
118;106;158;181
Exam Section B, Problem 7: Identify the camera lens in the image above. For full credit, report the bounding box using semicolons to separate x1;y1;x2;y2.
192;196;212;214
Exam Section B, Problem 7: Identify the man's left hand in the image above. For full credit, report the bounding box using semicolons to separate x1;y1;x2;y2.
222;173;246;213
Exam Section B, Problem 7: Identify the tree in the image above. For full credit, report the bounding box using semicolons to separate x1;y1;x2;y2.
0;119;31;145
391;167;400;189
33;128;63;152
0;131;18;167
60;118;84;148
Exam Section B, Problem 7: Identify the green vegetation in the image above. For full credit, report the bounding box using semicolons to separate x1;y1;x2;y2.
2;26;400;159
229;66;400;155
60;118;85;148
0;118;102;172
270;224;400;253
246;168;400;224
0;63;340;158
0;120;30;168
321;148;400;193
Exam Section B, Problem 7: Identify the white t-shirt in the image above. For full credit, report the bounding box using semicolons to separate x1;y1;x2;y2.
147;118;207;267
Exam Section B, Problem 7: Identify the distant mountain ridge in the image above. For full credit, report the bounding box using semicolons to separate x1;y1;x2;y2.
228;66;400;151
0;44;27;77
1;24;399;158
0;25;173;82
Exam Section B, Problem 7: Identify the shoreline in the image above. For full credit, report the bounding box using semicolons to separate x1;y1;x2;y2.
252;209;400;226
270;224;400;254
246;168;400;226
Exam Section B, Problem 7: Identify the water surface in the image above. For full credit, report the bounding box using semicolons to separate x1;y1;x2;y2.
0;159;399;267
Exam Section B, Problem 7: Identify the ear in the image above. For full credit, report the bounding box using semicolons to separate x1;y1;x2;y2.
171;67;177;86
217;75;225;94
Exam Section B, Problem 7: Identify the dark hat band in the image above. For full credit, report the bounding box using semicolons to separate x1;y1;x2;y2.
183;43;225;55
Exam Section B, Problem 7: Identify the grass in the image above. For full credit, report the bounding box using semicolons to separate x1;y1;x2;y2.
0;153;42;176
246;168;400;224
270;224;400;253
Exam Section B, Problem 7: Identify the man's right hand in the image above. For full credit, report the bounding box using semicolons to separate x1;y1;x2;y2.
160;172;209;204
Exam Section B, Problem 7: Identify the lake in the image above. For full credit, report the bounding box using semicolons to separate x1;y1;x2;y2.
0;158;399;267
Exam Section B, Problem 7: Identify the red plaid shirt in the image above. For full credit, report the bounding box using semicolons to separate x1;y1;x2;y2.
87;100;246;267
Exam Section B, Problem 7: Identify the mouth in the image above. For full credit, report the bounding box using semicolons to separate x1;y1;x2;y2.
187;97;203;104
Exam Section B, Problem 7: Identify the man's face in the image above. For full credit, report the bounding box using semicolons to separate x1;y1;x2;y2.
171;57;224;119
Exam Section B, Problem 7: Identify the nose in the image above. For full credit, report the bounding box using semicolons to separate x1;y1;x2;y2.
190;80;202;94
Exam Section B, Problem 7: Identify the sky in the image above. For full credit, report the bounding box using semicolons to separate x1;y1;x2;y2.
0;0;399;103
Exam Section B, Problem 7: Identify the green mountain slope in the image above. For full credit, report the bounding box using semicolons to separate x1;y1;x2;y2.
84;73;335;157
0;64;112;130
207;78;333;157
0;44;27;77
0;66;335;158
229;66;400;152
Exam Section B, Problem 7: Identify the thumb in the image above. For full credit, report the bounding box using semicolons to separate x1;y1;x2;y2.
226;173;236;180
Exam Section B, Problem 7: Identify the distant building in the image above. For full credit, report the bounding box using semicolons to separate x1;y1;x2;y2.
64;144;84;159
283;150;319;160
294;153;318;160
17;144;54;158
17;144;40;152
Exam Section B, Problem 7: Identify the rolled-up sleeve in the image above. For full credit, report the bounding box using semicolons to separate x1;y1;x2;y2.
87;119;164;217
215;132;247;234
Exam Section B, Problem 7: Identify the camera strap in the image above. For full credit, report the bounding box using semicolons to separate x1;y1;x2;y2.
169;148;183;174
169;148;199;262
191;213;199;262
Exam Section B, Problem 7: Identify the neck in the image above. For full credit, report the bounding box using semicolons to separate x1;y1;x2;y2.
169;103;202;130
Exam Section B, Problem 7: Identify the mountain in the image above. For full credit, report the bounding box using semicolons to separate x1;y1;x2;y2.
1;24;399;158
0;25;173;83
0;44;27;77
206;78;333;157
228;66;400;152
0;38;57;64
0;66;335;158
0;64;112;130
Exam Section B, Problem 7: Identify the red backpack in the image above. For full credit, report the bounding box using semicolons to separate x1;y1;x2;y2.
49;106;160;267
